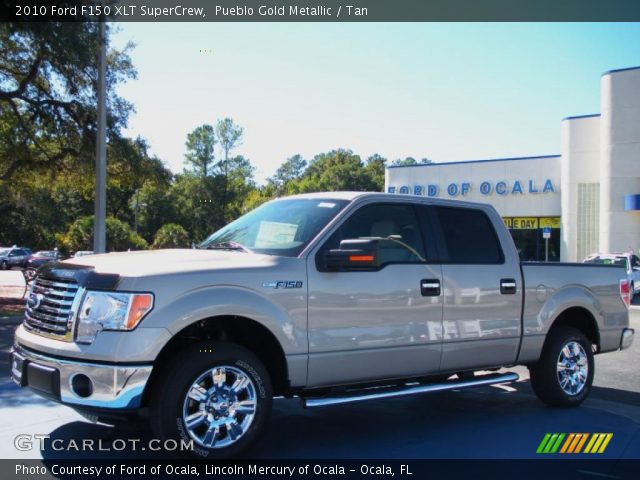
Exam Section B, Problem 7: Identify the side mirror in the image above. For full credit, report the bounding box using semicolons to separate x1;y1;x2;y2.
322;238;380;272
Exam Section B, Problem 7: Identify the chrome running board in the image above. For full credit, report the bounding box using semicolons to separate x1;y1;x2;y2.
302;372;519;408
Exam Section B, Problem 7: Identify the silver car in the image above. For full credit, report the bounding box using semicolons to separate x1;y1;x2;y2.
584;252;640;297
0;247;31;270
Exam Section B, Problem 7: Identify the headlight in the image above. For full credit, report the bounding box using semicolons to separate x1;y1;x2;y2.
75;291;154;344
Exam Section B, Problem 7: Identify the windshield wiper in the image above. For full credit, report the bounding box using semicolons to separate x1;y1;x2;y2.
202;241;252;253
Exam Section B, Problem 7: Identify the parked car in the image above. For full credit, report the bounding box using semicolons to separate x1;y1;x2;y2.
584;252;640;297
73;251;95;258
11;192;634;458
27;250;60;269
0;247;31;270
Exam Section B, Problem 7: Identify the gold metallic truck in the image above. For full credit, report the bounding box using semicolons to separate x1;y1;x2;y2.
11;192;634;457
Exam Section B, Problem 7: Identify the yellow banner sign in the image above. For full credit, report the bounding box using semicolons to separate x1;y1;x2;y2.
539;217;561;229
503;217;539;229
502;217;561;230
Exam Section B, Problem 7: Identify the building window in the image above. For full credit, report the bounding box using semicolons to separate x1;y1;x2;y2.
577;183;600;261
502;217;561;262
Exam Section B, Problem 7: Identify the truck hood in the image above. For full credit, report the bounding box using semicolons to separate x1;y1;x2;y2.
62;249;279;277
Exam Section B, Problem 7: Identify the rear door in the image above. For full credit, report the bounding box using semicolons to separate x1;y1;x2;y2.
427;205;523;372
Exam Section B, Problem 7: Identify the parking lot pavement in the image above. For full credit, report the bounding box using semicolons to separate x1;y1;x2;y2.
0;271;26;299
0;309;638;459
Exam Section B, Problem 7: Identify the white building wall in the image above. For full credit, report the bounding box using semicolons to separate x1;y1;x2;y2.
560;115;601;261
600;68;640;254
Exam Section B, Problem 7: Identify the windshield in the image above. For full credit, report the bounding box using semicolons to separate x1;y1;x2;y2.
585;256;629;269
199;198;350;256
35;251;55;257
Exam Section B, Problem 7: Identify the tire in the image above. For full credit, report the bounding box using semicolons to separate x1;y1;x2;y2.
529;326;594;407
0;260;7;270
150;341;273;459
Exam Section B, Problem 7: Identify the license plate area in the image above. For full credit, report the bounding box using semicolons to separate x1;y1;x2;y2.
11;351;60;399
27;363;60;398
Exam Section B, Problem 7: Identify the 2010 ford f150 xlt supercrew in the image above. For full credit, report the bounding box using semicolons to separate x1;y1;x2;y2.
11;192;635;457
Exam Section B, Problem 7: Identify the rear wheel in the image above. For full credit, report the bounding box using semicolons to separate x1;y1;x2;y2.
529;326;594;407
150;342;272;458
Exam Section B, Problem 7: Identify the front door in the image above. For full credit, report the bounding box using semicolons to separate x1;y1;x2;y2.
306;202;443;387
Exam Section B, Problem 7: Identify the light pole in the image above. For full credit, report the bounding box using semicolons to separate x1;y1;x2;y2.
93;10;107;253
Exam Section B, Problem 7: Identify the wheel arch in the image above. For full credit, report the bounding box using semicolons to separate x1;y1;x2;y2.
548;306;600;351
142;315;290;406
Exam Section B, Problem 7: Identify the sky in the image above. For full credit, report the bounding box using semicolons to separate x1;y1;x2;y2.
111;22;640;183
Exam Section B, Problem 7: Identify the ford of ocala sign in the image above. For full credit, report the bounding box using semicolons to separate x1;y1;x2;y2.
387;179;557;197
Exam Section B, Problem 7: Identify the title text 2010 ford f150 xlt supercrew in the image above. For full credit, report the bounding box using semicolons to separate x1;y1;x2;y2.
11;192;634;457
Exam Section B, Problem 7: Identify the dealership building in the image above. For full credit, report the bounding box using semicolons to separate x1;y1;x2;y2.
385;66;640;262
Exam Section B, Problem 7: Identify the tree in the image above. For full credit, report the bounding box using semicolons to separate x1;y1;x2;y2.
0;21;136;180
391;156;432;167
223;155;256;221
131;180;179;243
268;154;307;194
184;124;216;177
152;223;190;249
286;149;381;193
170;173;224;243
215;118;244;217
57;215;147;253
216;118;244;164
364;153;387;191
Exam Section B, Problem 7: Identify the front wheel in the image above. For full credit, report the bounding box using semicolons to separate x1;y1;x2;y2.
150;342;273;458
0;260;7;270
529;326;594;407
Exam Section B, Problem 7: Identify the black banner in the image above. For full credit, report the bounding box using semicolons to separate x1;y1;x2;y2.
4;459;640;480
3;0;640;22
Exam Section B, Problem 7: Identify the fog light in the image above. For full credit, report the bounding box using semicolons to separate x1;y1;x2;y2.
70;374;93;398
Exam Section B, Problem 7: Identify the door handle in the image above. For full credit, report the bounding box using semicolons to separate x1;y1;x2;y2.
421;279;441;296
500;278;517;294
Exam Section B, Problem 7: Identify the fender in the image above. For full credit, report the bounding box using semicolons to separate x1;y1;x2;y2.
149;284;306;355
539;285;603;336
519;284;602;364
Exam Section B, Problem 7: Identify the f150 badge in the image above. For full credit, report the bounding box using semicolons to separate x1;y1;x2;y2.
262;281;303;289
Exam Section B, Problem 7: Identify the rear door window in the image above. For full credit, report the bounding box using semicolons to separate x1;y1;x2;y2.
431;206;504;264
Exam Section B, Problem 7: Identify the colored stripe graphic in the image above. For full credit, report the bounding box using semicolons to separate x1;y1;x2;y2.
537;433;552;453
584;433;613;454
538;433;613;454
537;433;565;453
560;433;575;453
574;433;589;453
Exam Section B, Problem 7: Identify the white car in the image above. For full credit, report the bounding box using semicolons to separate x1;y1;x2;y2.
584;252;640;297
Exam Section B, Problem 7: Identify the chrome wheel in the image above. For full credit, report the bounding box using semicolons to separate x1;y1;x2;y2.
556;341;588;395
181;365;257;449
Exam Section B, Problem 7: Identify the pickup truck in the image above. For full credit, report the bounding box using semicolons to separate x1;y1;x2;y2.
11;192;634;458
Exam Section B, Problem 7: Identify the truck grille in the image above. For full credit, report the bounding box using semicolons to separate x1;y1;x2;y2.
24;276;80;340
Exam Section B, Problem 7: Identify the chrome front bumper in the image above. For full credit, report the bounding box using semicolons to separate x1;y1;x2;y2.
10;343;153;409
621;328;634;350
